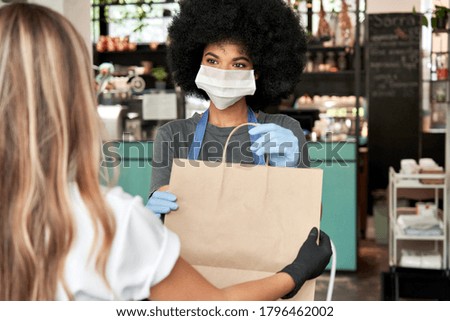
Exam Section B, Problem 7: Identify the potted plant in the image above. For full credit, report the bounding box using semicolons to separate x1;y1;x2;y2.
152;66;168;90
415;5;450;30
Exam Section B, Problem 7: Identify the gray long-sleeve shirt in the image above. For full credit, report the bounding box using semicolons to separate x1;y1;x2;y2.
149;111;309;195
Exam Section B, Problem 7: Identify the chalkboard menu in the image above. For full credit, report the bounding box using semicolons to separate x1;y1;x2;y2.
368;14;421;98
368;13;421;191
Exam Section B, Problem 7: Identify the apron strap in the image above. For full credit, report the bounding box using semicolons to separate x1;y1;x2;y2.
187;109;209;161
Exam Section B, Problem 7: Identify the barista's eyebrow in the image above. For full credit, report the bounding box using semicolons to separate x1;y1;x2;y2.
232;56;250;62
204;52;220;59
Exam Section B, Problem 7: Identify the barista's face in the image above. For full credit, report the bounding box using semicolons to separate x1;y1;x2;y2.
201;41;254;71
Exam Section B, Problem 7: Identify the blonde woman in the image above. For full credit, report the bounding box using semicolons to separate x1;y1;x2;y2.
0;3;331;301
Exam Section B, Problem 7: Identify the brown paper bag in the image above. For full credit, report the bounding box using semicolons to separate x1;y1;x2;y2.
165;124;323;300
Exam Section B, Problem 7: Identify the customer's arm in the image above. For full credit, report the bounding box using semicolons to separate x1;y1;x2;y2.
150;257;295;301
150;228;331;301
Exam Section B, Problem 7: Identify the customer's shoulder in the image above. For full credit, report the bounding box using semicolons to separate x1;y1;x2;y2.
103;186;161;229
104;186;143;214
69;184;143;222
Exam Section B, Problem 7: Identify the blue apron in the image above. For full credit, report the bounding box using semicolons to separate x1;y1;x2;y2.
187;107;265;165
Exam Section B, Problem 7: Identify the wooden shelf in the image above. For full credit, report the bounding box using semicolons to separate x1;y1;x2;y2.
307;45;357;52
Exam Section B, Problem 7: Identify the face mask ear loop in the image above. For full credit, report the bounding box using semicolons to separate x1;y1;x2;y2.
222;122;269;166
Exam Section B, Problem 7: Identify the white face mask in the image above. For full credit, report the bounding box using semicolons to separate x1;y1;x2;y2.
194;65;256;110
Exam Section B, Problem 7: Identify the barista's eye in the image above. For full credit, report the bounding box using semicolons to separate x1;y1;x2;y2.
233;63;246;68
206;58;218;65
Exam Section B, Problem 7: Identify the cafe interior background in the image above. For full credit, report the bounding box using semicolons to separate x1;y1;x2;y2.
3;0;449;300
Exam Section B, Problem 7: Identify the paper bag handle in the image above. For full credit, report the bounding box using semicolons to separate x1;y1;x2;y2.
222;122;269;165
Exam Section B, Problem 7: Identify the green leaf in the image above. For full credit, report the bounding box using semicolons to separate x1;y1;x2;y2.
436;10;446;19
431;17;437;29
152;67;168;81
412;6;417;14
422;15;429;27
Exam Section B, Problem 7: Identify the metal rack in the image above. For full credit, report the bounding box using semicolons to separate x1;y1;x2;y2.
388;167;448;270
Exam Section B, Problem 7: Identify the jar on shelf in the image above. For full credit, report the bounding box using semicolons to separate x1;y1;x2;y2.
96;35;107;53
431;102;447;128
337;52;347;71
436;53;448;80
305;52;314;73
325;51;336;72
314;51;325;72
435;86;446;102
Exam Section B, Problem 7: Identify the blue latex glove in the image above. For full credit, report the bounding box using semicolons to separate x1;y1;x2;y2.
248;123;299;167
146;191;178;218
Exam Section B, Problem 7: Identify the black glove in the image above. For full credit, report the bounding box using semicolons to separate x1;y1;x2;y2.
279;227;332;299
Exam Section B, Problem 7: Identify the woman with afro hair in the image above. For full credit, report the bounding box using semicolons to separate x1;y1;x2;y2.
147;0;310;216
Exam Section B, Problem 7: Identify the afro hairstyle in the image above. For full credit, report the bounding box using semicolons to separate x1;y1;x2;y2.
167;0;307;110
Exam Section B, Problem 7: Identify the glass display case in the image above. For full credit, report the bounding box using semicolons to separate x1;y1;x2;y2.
291;95;367;143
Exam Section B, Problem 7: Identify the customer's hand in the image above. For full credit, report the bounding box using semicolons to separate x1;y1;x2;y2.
279;227;332;299
146;191;178;218
248;123;299;167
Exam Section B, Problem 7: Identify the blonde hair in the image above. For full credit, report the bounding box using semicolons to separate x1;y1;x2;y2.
0;3;115;300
